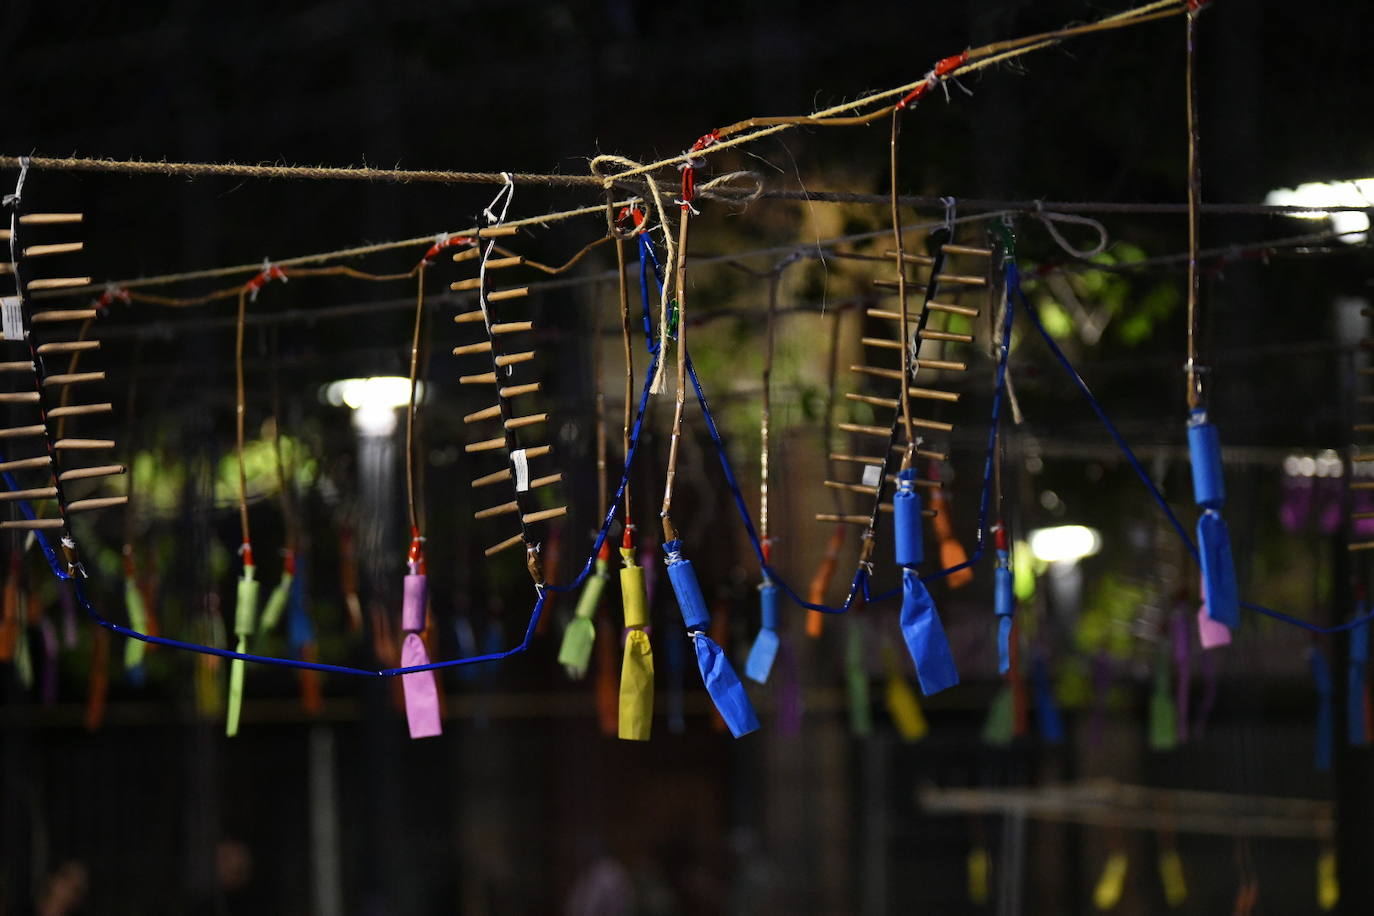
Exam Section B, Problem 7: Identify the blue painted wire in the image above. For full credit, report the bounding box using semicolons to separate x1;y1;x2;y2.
1016;275;1374;635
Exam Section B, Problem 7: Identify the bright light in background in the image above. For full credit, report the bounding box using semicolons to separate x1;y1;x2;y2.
1265;179;1374;243
321;377;421;437
1028;525;1102;564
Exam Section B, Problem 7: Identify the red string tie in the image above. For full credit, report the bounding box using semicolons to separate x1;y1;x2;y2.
422;233;473;265
246;259;287;301
896;50;969;109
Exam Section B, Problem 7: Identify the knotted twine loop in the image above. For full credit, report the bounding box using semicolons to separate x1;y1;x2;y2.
590;153;678;394
697;170;764;207
1033;200;1109;259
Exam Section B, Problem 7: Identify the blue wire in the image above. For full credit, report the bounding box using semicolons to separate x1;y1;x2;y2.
1017;275;1374;635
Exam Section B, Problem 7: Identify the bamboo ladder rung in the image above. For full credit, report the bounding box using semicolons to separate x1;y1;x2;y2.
472;226;519;238
26;278;92;292
499;382;540;398
475;501;519;520
1349;541;1374;551
505;413;546;430
891;443;949;461
0;486;57;501
23;242;84;258
53;439;115;449
452;247;482;263
459;372;498;385
454;310;487;324
919;329;974;344
0;456;51;472
20;213;83;225
453;340;493;356
30;308;98;323
837;422;890;437
878;503;937;517
58;464;125;482
463;405;502;423
451;277;485;292
884;474;943;489
927;302;980;317
523;506;568;524
0;361;33;372
35;340;98;355
941;244;992;258
485;533;526;556
488;288;529;302
814;514;872;526
494;351;535;368
0;518;63;530
825;480;878;496
66;496;128;514
0;392;40;404
829;453;885;465
910;386;960;403
42;371;105;387
847;392;900;409
491;321;533;335
465;436;507;453
483;256;524;269
0;425;46;439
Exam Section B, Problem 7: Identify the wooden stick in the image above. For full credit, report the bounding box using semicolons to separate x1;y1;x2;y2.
47;403;113;419
66;496;129;514
58;464;125;482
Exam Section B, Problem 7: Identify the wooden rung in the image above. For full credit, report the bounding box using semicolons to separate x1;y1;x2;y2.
31;309;98;323
919;329;974;343
838;422;891;437
484;256;524;269
1353;512;1374;520
1352;482;1374;491
1349;541;1374;552
19;213;82;226
1352;455;1374;463
909;386;960;403
475;500;519;520
47;403;113;419
866;308;907;321
523;506;568;524
23;242;83;258
0;518;63;530
519;444;552;460
65;496;128;514
873;279;925;291
505;413;546;430
453;340;493;356
26;278;92;292
825;480;878;496
58;464;125;482
528;472;562;490
464;405;502;423
815;514;872;526
499;382;540;398
35;340;98;355
452;247;482;263
933;273;987;287
910;417;955;432
53;439;114;449
454;309;487;323
884;475;942;490
42;371;105;387
488;288;529;302
450;277;484;292
485;532;526;557
474;226;519;238
494;351;534;368
882;250;936;266
927;301;980;317
942;244;992;258
490;321;533;335
465;436;507;453
830;453;885;465
862;337;902;351
0;486;57;501
1355;425;1374;433
846;392;900;409
0;456;51;472
917;357;967;371
0;425;45;439
459;372;498;384
0;361;33;371
472;467;512;488
0;391;39;403
891;443;949;461
851;364;902;381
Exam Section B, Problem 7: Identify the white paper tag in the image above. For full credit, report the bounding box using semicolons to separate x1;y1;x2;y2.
862;464;882;488
511;448;530;492
1;296;22;341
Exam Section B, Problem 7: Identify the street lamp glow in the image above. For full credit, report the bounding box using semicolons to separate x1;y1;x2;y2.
1264;179;1374;243
1028;525;1102;564
322;377;420;437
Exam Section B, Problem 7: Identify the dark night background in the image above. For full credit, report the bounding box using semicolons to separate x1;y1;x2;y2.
1;1;1373;914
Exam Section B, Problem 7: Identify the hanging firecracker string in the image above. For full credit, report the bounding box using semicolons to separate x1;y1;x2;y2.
614;204;654;741
746;266;786;684
657;146;759;738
